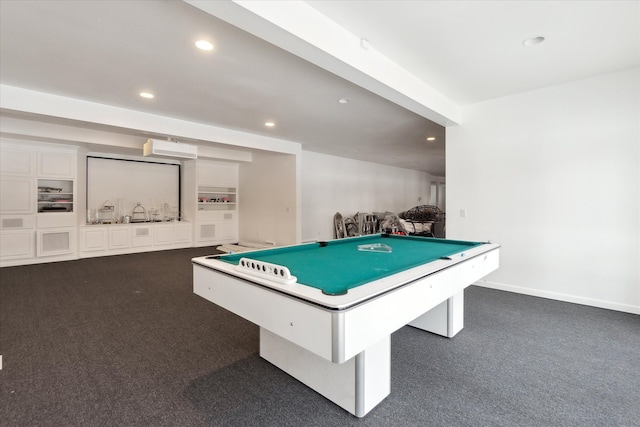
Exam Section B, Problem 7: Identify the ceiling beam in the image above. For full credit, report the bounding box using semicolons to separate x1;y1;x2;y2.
185;0;460;126
0;84;301;157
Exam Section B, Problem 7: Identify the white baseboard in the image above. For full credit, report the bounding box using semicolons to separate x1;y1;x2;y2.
476;280;640;315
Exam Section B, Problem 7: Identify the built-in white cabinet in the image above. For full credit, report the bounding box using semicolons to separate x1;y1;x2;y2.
0;140;79;267
183;160;239;246
1;144;36;215
196;211;238;245
0;215;36;263
78;222;192;258
2;139;225;267
35;211;77;260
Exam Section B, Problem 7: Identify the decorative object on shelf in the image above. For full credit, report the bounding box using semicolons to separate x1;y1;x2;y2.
99;200;115;224
197;186;236;210
131;202;147;222
38;186;62;193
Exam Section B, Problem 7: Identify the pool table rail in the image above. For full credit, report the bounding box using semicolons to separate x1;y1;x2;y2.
192;241;499;311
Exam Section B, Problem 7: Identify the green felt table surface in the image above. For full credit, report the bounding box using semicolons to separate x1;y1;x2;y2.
218;234;482;295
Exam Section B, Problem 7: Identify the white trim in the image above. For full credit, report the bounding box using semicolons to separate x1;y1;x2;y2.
477;280;640;315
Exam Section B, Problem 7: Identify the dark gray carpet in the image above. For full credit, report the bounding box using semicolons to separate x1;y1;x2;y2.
1;248;638;426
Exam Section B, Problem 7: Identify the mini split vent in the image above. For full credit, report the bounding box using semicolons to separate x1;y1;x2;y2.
143;139;198;159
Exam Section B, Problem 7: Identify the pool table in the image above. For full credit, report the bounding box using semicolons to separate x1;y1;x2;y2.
192;234;500;417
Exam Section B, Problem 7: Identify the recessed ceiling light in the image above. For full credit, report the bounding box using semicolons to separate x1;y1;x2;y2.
426;137;436;141
139;92;154;99
265;121;275;127
338;98;350;104
195;40;214;51
523;36;545;47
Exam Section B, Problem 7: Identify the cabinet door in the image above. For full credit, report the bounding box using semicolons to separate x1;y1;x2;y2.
0;230;35;260
37;151;76;178
173;223;192;244
132;226;153;247
109;227;131;250
0;148;35;176
154;224;173;246
81;227;108;253
0;177;35;214
214;220;237;241
197;222;217;244
37;227;76;257
197;161;238;188
197;220;237;244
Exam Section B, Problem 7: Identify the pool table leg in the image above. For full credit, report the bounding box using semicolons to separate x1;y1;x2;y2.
408;291;464;337
259;327;391;417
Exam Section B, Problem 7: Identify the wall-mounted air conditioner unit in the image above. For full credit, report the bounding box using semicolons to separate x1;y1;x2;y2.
143;139;198;159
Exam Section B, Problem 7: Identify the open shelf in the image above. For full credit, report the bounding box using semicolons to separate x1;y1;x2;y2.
198;186;236;211
38;179;74;213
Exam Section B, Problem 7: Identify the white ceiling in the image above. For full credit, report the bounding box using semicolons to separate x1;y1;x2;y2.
1;1;638;176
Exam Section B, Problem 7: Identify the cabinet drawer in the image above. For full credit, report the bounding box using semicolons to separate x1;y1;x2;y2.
197;211;235;221
37;212;76;228
1;215;36;230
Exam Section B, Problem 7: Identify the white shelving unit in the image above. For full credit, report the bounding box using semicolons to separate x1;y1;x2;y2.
0;140;78;267
183;160;239;246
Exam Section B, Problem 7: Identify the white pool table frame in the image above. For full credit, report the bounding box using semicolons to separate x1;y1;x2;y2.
192;242;499;417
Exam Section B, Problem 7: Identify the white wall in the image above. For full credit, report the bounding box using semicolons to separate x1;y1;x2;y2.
301;151;438;242
447;68;640;314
